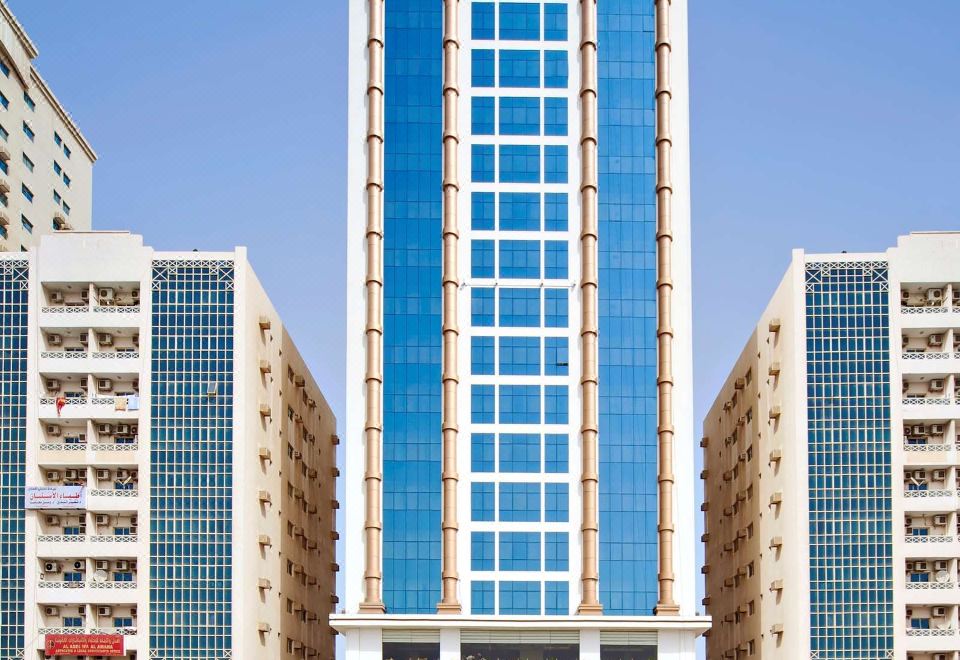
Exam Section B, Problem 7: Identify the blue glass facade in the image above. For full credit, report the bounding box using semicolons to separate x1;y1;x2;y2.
150;260;234;658
597;0;659;614
0;261;26;657
382;0;443;613
805;261;893;658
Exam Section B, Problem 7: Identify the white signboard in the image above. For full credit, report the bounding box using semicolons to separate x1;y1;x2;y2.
25;485;86;510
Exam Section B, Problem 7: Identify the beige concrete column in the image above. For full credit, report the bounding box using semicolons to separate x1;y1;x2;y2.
577;0;602;616
360;0;386;614
654;0;680;617
438;0;462;614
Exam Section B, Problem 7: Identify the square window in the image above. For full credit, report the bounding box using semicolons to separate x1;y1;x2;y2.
472;96;495;135
499;581;541;615
499;385;541;424
544;51;568;88
472;192;495;230
472;288;495;326
499;531;540;571
544;97;568;136
545;581;568;614
499;3;539;40
471;432;495;472
499;192;540;231
499;433;540;472
544;193;568;231
499;145;540;183
499;336;540;376
472;239;495;278
471;482;495;521
545;337;569;375
499;50;540;88
545;145;568;183
499;97;540;136
472;581;495;614
545;434;568;473
472;49;495;87
471;2;495;40
499;482;540;522
472;384;495;423
544;4;568;41
471;336;495;375
544;240;568;279
499;288;540;327
545;482;568;522
472;144;495;182
499;239;540;279
471;531;495;570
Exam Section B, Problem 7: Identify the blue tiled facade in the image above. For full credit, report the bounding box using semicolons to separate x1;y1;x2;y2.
805;261;894;658
0;261;27;656
597;0;659;614
382;0;443;614
150;260;235;657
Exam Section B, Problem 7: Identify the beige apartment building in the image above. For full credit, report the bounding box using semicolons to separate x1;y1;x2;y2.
0;1;95;250
702;232;960;660
0;231;337;660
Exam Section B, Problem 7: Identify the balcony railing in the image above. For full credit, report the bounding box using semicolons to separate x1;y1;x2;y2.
903;443;956;452
40;351;139;360
905;581;957;590
40;305;140;314
903;489;955;498
906;627;957;636
901;305;951;314
89;534;138;543
903;397;956;406
37;534;87;543
90;443;138;452
903;352;952;360
89;489;138;497
38;627;137;636
39;443;87;451
905;535;955;543
39;580;137;589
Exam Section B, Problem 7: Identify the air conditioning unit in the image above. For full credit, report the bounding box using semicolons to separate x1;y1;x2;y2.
906;561;915;571
913;425;927;435
45;379;60;391
931;424;945;435
936;561;949;571
906;516;914;526
50;291;64;304
95;514;110;525
43;606;59;617
116;469;130;480
902;335;910;348
914;470;927;480
98;424;113;435
98;288;115;303
916;561;929;570
95;560;110;571
98;606;112;617
72;560;84;571
934;606;947;617
130;607;137;618
132;379;139;392
935;654;948;660
115;560;129;571
43;561;60;573
79;332;88;346
130;425;138;436
901;290;911;301
45;424;61;436
96;469;111;480
934;470;947;480
64;469;79;480
97;333;114;347
927;288;944;302
907;608;913;617
935;515;949;525
47;333;62;346
45;515;60;525
80;288;89;301
116;424;130;435
130;515;138;526
46;470;61;482
929;334;944;347
132;334;139;347
130;470;138;481
97;378;113;392
931;379;945;392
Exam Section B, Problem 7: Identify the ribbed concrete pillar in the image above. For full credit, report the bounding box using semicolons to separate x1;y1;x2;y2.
654;0;680;617
438;0;462;614
360;0;386;614
577;0;602;616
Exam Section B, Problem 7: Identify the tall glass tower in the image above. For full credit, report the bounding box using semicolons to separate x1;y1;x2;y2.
340;1;707;657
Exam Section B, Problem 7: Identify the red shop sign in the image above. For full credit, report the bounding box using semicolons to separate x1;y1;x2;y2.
44;633;124;656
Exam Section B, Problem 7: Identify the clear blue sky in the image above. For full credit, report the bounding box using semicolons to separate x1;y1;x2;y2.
11;0;960;622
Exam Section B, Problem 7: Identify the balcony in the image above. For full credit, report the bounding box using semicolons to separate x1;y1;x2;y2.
40;350;141;375
905;627;960;653
39;304;142;329
906;581;960;605
903;489;960;511
40;396;140;421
